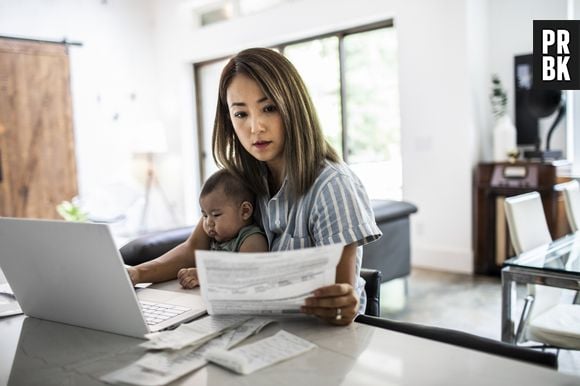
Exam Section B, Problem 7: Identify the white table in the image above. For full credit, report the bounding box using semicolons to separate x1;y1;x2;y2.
0;281;578;385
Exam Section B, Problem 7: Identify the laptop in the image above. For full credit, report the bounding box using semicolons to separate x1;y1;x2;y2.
0;217;206;338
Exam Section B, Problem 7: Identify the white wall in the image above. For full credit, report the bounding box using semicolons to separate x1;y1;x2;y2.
155;0;570;272
489;0;568;157
0;0;484;271
148;0;482;272
0;0;186;234
468;0;492;163
1;0;569;272
396;0;479;272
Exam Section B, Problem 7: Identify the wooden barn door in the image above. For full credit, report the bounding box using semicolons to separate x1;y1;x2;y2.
0;38;78;219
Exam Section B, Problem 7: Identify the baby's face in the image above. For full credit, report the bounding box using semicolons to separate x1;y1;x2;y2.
200;190;247;243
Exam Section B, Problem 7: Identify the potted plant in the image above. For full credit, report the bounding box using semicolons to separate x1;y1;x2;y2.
491;75;517;162
56;199;89;222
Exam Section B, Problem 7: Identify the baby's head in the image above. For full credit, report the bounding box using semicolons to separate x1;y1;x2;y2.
199;169;255;242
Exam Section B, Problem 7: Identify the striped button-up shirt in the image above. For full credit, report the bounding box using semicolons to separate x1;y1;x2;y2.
256;161;382;313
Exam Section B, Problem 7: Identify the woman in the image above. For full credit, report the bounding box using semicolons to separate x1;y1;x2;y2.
128;48;381;325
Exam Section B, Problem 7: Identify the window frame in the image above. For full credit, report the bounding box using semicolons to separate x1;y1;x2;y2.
193;18;395;181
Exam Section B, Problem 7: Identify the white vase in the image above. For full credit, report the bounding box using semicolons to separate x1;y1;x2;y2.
493;115;517;162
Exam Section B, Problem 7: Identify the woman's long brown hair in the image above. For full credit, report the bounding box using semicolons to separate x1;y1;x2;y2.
212;47;339;198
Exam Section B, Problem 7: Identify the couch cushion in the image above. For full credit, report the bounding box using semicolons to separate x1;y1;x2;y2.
372;200;417;223
120;226;194;266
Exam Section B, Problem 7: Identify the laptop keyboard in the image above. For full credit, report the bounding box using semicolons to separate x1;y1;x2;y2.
140;300;190;326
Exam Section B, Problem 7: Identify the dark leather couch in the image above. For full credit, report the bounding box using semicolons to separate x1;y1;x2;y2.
365;200;417;282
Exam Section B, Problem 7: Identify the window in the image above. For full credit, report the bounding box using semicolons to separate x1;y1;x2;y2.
284;38;342;159
196;58;229;181
195;21;401;199
342;27;401;200
282;24;401;199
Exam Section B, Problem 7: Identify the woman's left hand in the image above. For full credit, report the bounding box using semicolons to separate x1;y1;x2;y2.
301;283;359;325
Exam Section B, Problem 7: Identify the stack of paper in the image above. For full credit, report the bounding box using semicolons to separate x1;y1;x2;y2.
141;315;250;350
205;330;317;375
0;283;22;318
101;317;298;385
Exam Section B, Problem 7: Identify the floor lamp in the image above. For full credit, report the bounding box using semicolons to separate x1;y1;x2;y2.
132;121;179;234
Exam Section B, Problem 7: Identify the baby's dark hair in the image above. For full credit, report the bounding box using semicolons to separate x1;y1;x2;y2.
200;169;255;204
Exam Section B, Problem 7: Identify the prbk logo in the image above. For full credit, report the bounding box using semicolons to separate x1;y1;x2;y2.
533;20;580;89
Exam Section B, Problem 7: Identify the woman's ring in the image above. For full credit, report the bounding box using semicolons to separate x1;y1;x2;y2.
335;307;342;321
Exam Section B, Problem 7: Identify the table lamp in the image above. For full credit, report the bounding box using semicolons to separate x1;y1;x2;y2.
132;120;178;234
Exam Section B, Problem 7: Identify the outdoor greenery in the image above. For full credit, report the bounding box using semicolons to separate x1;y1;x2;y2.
285;27;400;164
344;27;399;163
283;25;401;199
284;38;343;158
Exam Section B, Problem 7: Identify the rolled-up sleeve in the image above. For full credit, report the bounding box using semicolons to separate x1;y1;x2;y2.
310;172;382;247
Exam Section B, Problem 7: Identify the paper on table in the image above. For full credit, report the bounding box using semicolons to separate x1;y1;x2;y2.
205;330;316;375
195;317;275;356
0;302;22;318
0;283;14;295
0;283;22;318
196;243;343;315
136;318;275;374
101;318;277;385
100;354;207;386
141;315;250;350
134;346;207;376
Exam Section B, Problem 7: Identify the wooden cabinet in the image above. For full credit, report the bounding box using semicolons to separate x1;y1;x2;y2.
473;161;571;275
0;38;77;219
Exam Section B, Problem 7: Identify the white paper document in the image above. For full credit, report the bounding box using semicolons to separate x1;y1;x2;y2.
195;317;275;355
205;330;317;375
196;243;343;315
101;317;277;385
0;283;22;318
136;318;275;374
141;315;250;350
134;347;207;378
100;353;207;386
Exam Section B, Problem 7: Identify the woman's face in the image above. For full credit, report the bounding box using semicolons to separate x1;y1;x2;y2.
226;74;285;174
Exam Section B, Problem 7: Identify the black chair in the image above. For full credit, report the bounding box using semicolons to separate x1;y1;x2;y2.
360;268;381;317
120;227;383;317
355;314;558;369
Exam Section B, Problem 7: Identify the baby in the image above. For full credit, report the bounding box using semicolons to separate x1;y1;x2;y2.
178;169;268;288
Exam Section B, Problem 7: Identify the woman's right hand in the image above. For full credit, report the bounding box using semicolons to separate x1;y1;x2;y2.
127;266;140;286
124;219;210;286
301;283;359;325
177;268;199;289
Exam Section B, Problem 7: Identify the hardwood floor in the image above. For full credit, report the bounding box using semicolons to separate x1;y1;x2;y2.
380;268;580;377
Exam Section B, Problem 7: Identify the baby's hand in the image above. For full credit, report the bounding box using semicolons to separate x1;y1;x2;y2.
177;268;199;289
